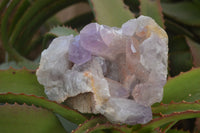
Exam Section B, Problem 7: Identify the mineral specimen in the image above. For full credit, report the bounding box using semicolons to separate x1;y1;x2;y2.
36;15;168;125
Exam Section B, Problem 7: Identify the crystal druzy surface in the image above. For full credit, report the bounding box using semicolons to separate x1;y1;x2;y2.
36;16;168;125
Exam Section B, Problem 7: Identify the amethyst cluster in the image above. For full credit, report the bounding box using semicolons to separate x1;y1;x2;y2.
36;16;168;125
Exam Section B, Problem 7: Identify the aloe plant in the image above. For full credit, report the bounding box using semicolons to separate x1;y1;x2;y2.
0;0;200;132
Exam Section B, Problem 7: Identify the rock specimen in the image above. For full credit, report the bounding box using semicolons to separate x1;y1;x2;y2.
36;15;168;125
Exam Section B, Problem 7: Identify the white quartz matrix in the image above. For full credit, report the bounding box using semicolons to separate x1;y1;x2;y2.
36;15;168;125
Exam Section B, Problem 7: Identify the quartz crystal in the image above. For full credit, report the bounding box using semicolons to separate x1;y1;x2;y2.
69;35;91;65
80;23;126;60
101;98;152;125
36;15;168;125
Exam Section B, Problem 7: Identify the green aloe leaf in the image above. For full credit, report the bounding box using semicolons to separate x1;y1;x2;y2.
0;93;86;124
0;61;38;70
0;103;66;133
0;68;45;97
152;102;200;115
8;0;31;36
49;26;78;37
139;0;165;28
161;1;200;26
0;61;28;70
162;68;200;104
9;0;57;46
89;0;134;27
159;121;177;133
86;123;131;133
15;0;85;54
186;37;200;67
73;116;107;133
0;0;39;67
138;110;200;133
0;0;26;62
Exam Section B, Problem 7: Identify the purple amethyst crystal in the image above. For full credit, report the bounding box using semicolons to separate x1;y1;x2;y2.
80;23;108;55
69;35;91;65
36;15;168;125
79;23;125;60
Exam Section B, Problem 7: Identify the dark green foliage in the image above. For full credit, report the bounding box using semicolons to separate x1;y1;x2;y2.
162;1;200;26
64;12;94;29
0;0;200;132
168;36;193;76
